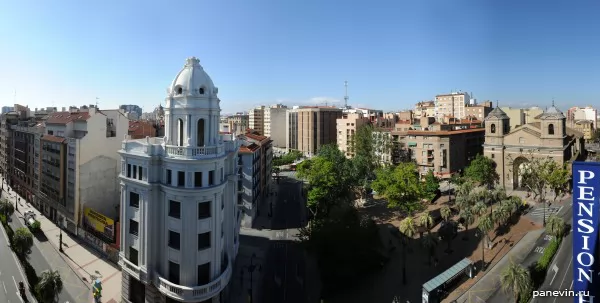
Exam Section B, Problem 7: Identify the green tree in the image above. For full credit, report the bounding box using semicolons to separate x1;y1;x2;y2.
351;124;377;179
454;181;476;211
440;206;452;222
12;227;33;260
546;215;566;239
500;261;532;302
35;270;63;303
399;217;416;284
417;212;434;237
421;233;438;266
423;170;440;202
372;162;424;213
477;214;494;249
459;207;475;240
472;201;487;218
493;206;510;227
464;154;499;188
0;199;15;217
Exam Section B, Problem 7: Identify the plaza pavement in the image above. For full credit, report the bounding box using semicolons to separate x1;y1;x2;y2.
1;177;121;303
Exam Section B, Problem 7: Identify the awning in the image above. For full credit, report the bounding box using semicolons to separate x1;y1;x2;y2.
408;142;417;147
423;258;473;292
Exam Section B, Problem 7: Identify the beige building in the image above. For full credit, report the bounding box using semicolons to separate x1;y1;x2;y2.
414;101;435;118
286;106;342;156
465;101;493;121
263;104;288;147
336;112;370;157
435;92;471;119
483;106;584;190
249;106;265;135
395;117;485;178
572;120;594;141
225;113;249;136
500;106;544;130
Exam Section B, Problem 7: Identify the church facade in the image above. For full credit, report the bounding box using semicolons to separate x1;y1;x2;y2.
483;105;585;190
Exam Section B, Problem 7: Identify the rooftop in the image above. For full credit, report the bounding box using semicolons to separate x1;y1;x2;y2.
42;135;66;143
46;111;91;124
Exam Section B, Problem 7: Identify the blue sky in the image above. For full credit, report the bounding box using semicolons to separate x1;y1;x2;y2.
0;0;599;115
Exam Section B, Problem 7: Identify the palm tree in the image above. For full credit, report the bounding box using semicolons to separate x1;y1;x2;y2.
500;261;532;302
35;270;63;303
478;213;494;249
440;206;452;222
12;227;33;260
439;220;457;254
546;215;566;240
421;233;438;265
418;212;434;237
472;201;487;218
455;181;475;210
459;207;475;240
399;217;416;285
493;206;510;228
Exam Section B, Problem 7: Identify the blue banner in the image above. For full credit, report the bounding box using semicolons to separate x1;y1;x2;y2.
572;161;600;302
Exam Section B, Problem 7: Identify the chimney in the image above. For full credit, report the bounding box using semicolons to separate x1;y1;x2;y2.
62;107;66;112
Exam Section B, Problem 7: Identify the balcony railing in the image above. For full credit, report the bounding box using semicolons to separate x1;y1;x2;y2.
165;145;222;158
119;255;141;280
156;256;232;302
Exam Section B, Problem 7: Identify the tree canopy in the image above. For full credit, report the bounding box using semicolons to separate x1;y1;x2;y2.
273;150;303;166
423;170;440;201
518;155;570;203
371;162;425;213
464;154;499;187
13;227;33;260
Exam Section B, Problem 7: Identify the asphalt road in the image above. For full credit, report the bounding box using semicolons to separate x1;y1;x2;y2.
0;223;34;303
486;202;574;303
261;176;307;303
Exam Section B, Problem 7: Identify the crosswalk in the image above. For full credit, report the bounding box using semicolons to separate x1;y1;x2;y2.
528;206;562;220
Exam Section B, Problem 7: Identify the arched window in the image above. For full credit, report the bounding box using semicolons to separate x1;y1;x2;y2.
197;119;205;146
490;124;496;134
178;118;184;146
199;87;205;95
548;123;555;135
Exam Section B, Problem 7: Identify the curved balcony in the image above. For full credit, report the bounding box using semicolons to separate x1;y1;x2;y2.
156;257;232;302
164;145;223;159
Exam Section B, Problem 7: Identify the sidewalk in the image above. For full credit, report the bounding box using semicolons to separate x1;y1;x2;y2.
1;178;122;303
450;229;544;303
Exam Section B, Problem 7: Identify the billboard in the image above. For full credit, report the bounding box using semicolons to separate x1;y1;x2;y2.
83;207;115;243
572;162;600;302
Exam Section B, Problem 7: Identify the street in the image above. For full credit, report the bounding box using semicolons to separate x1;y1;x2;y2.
1;180;82;303
260;174;307;303
0;221;35;303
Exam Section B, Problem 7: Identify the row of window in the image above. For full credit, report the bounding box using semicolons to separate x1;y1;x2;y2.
128;247;213;286
166;169;220;187
126;164;144;181
128;220;215;251
129;192;220;219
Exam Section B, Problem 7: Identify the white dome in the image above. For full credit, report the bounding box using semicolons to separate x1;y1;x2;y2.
168;57;218;97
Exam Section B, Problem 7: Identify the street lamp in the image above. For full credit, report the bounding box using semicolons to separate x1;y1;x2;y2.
59;228;64;253
243;253;262;303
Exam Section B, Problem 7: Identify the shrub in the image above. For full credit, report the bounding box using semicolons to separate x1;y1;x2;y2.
29;220;41;233
523;238;562;303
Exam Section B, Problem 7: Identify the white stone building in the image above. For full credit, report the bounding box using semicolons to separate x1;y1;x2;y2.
263;104;287;147
118;57;241;303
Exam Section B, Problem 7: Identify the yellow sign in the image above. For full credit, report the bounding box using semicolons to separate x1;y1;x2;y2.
83;207;115;239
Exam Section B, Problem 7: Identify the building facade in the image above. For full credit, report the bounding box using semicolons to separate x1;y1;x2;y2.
336;112;370;158
248;106;265;135
263;105;287;147
225;113;249;136
118;57;241;303
435;91;471;120
464;101;493;121
483;106;584;190
286;106;343;156
567;106;598;130
237;143;260;228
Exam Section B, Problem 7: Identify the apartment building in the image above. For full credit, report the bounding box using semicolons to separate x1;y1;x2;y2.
118;57;241;303
567;106;598;130
372;129;393;165
12;122;43;206
464;101;493;121
414;101;436;119
249;106;265;135
2;106;14;114
573;120;594;141
225;113;249;136
39;106;129;235
241;131;273;201
263;104;287;148
336;112;370;157
237;143;261;228
434;91;471;119
395;117;485;178
0;112;19;177
286;106;343;156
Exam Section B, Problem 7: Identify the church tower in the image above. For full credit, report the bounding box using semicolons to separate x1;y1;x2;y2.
118;57;240;303
483;105;510;188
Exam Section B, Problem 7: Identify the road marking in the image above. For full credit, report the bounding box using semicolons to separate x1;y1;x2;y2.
534;246;545;254
569;280;573;290
544;235;554;241
553;257;573;303
2;281;7;294
550;265;559;285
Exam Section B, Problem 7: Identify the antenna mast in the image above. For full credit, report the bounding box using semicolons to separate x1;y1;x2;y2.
96;97;100;108
344;81;349;108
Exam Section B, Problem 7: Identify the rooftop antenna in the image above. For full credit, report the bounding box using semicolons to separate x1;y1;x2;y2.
551;97;555;107
344;81;349;108
95;97;100;108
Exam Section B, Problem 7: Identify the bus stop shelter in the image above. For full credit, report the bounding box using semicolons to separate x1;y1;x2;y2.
422;258;474;303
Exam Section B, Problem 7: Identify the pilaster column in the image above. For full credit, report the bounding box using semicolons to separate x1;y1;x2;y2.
120;184;127;252
141;190;148;266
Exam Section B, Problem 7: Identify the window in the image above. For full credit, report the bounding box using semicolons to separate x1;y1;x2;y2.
138;166;143;180
491;154;495;159
169;261;180;284
178;119;184;146
168;231;180;250
132;165;137;179
169;200;181;219
548;123;555;135
197;119;205;146
129;247;139;266
194;172;203;187
197;263;211;285
166;169;172;185
490;124;496;133
176;87;182;95
130;192;140;208
209;170;214;186
198;232;210;250
129;220;139;236
129;279;145;303
199;87;205;95
178;171;185;187
48;130;53;135
127;164;131;178
198;202;211;219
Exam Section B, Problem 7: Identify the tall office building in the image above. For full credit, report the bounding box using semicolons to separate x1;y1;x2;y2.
248;106;265;135
286;106;343;156
118;57;241;303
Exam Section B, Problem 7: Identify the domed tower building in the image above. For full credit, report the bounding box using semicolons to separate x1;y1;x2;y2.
118;57;241;303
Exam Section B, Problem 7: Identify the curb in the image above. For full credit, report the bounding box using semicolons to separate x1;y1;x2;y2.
0;220;38;303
